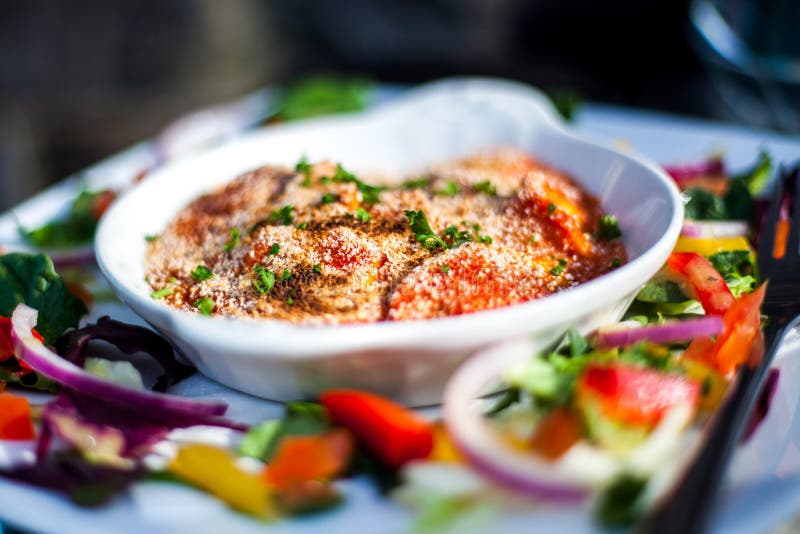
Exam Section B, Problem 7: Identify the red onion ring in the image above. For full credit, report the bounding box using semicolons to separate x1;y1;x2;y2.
442;343;589;502
680;220;749;239
594;316;724;349
10;304;227;419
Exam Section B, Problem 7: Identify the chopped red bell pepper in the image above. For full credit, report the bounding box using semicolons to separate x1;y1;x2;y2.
320;390;434;468
679;284;766;376
667;252;734;316
713;283;766;376
577;364;700;427
0;393;36;440
263;428;353;489
528;408;582;460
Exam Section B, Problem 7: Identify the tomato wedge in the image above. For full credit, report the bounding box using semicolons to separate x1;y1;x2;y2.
667;251;734;316
0;393;36;440
577;364;700;427
320;390;434;468
713;283;766;376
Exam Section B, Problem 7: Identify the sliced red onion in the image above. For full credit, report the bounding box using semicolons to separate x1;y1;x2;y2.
594;316;724;349
10;304;227;419
442;347;589;502
664;157;725;185
681;220;750;239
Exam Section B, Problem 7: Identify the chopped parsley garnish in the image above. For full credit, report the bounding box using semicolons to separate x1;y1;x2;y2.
193;297;214;316
612;257;621;268
145;234;159;242
223;227;240;251
268;243;280;255
286;297;294;305
550;258;568;276
331;163;385;204
473;180;497;196
295;155;312;187
253;265;276;294
547;202;556;215
296;222;308;230
530;234;540;244
191;264;213;282
440;265;451;274
404;210;448;250
478;235;493;244
405;211;490;251
321;193;337;205
312;263;322;274
597;214;622;240
443;225;473;247
150;278;177;299
280;269;292;282
436;181;459;197
355;207;372;222
400;177;430;189
268;205;295;225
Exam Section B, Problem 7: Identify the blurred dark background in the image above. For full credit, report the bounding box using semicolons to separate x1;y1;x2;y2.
0;0;784;210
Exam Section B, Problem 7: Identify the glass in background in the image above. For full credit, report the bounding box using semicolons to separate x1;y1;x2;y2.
689;0;800;133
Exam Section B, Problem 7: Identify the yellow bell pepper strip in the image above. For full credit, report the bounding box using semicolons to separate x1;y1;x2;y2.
428;423;463;463
169;444;274;518
0;393;36;440
672;236;752;257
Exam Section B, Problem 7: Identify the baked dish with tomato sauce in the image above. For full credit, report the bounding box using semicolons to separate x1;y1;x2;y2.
144;149;626;323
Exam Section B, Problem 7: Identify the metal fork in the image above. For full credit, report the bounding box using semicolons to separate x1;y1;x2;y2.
640;164;800;534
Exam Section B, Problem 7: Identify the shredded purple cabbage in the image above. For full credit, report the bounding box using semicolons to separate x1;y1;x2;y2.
55;316;194;391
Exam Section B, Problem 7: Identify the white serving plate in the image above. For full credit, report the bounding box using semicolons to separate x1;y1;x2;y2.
95;78;683;405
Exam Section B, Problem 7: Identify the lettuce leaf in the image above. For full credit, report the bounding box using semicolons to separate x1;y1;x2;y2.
0;253;87;344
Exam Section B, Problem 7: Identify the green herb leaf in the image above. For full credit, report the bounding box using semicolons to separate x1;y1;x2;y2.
321;193;337;205
473;180;496;196
296;222;308;230
190;265;213;282
635;280;689;303
273;77;372;122
268;243;280;255
597;214;622;240
150;278;177;300
145;234;159;243
193;297;214;316
436;181;459;197
443;225;473;248
296;155;312;187
280;269;292;282
0;253;88;344
268;205;295;226
404;210;448;250
550;258;567;276
21;190;110;248
253;265;276;294
400;177;430;189
733;149;772;195
440;265;450;274
312;263;322;274
259;402;330;462
331;164;385;204
355;207;372;222
548;202;557;216
596;473;648;527
223;227;240;251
